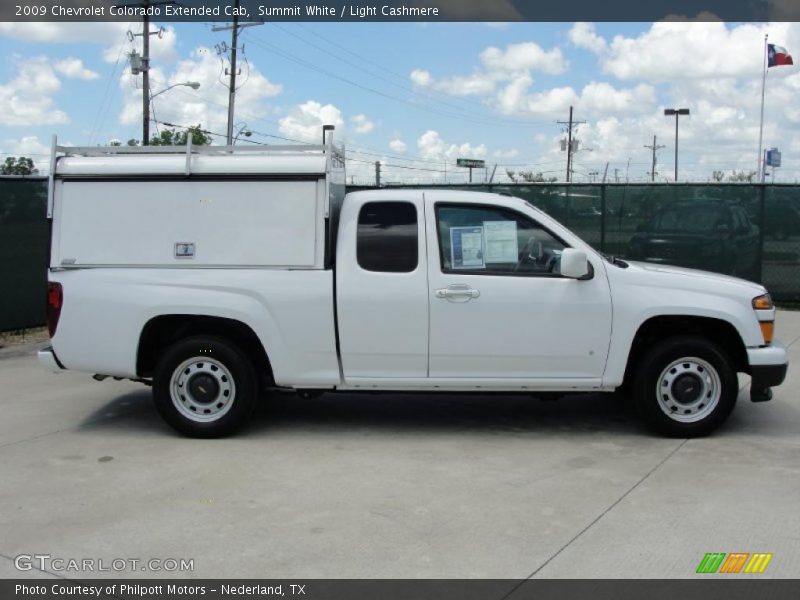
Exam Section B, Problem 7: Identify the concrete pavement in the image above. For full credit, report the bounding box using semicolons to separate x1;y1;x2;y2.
0;313;798;579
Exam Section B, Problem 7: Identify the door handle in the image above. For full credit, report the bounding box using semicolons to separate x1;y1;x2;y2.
435;285;480;300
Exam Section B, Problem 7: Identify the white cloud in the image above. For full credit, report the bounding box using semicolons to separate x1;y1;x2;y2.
600;22;800;81
410;69;433;87
279;101;344;143
480;42;567;75
54;58;99;80
409;40;566;99
417;130;487;162
496;77;578;117
579;82;656;115
120;46;282;137
351;114;375;134
0;57;69;126
569;23;607;54
493;148;519;159
389;139;407;153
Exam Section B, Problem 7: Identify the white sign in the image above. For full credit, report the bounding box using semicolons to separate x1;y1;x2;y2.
450;226;485;269
483;221;518;263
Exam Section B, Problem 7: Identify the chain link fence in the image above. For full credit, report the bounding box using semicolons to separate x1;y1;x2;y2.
2;178;799;332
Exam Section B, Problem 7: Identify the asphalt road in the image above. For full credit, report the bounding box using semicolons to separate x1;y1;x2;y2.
1;314;799;580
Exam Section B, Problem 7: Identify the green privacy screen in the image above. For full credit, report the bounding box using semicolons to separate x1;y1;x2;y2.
353;182;800;303
0;177;48;332
2;179;800;332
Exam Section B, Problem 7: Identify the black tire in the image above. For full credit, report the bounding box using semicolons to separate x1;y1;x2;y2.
633;336;738;437
153;335;258;438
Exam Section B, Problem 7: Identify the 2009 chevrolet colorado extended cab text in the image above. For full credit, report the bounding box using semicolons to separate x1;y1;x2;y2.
38;131;788;437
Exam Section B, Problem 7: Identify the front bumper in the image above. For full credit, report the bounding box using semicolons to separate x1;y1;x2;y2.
37;346;65;372
746;340;788;401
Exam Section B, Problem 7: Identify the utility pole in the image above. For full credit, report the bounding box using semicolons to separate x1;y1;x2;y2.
644;135;665;182
375;161;381;187
126;1;171;145
557;106;585;183
213;1;262;145
142;3;150;145
227;3;239;146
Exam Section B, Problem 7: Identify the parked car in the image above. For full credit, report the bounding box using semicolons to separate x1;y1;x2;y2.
39;134;787;438
627;201;759;280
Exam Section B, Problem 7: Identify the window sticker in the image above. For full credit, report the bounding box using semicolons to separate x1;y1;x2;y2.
450;226;485;269
483;220;518;263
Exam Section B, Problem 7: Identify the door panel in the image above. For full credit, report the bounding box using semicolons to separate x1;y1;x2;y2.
336;192;429;379
426;197;612;380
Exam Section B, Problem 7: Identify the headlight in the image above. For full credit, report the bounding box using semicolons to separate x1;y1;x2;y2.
752;294;775;344
752;294;773;310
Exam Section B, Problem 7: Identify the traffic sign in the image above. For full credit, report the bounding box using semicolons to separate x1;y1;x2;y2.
456;158;485;169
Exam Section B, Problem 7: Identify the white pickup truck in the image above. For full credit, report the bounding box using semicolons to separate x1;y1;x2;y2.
39;132;788;438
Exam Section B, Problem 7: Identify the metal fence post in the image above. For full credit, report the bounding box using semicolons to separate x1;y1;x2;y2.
757;183;766;284
600;183;607;254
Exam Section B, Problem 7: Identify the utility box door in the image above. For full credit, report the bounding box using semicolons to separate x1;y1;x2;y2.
54;179;322;267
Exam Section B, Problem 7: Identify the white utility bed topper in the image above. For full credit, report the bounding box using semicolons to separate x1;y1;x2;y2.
48;138;345;270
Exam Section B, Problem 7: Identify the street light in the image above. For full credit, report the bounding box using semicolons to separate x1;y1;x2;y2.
147;82;201;145
151;81;201;99
664;108;690;182
233;123;252;145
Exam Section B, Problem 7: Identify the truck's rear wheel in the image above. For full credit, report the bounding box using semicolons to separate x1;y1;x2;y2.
633;336;738;437
153;335;257;437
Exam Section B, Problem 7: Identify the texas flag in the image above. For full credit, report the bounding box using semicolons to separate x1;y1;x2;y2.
768;44;794;67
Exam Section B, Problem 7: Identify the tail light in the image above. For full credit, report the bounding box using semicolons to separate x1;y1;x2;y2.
46;282;63;337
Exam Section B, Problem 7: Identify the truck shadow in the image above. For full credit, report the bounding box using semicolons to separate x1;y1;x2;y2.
78;389;645;437
77;388;778;437
250;392;640;436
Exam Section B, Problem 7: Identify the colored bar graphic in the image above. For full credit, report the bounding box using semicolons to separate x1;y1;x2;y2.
697;552;773;574
719;553;749;573
744;553;773;574
697;553;726;574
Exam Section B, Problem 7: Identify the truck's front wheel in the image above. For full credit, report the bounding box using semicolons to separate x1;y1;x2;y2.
634;336;738;437
153;335;257;437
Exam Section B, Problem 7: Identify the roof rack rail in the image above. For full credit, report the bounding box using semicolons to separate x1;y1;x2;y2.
47;128;344;214
54;143;341;157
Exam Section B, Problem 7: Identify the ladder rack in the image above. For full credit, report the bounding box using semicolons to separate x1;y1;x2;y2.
46;132;345;218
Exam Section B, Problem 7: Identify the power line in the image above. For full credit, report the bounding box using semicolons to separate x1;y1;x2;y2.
269;23;546;128
243;30;547;129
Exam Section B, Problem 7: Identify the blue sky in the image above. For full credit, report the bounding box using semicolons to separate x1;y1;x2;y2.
1;21;799;182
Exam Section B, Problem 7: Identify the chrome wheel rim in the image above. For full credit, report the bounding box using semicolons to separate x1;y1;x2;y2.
170;357;236;423
656;356;721;423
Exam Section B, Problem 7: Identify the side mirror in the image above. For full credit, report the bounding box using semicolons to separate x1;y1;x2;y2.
560;248;590;279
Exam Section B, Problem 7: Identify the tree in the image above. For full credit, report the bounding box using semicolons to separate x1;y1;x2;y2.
125;125;213;147
1;156;37;175
506;169;557;183
727;170;757;183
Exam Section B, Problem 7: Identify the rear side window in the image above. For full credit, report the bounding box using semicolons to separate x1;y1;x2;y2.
357;201;418;273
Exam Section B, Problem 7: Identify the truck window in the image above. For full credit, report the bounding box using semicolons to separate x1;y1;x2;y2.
436;204;566;276
357;201;418;273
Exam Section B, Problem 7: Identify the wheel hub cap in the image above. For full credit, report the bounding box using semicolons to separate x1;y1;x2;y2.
671;373;703;404
656;357;721;423
169;357;236;423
